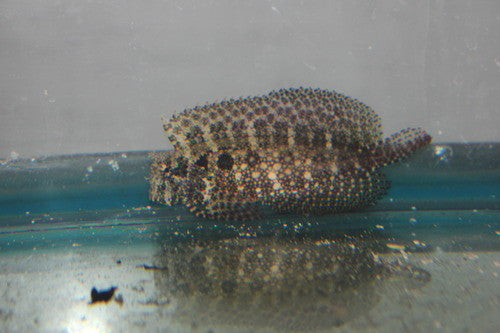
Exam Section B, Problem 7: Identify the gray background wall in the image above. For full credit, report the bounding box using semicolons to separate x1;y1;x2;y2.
1;0;498;158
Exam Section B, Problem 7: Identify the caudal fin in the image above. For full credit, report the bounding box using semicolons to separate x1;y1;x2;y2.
369;128;432;167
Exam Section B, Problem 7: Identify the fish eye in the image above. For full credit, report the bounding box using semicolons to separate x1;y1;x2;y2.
217;152;234;170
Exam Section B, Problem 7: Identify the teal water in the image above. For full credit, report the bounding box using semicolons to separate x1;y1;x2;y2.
0;143;499;332
0;143;498;252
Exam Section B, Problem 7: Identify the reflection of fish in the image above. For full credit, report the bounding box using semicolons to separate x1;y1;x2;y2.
150;88;431;219
154;236;431;330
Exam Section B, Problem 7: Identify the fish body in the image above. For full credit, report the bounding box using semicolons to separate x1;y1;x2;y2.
150;87;431;219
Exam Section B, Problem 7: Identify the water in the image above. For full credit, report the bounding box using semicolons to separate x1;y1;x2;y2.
0;144;498;332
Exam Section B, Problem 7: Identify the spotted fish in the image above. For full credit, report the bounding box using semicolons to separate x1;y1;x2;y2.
150;87;431;219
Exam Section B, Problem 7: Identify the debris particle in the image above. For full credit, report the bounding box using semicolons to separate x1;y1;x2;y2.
137;264;166;271
463;252;479;261
114;293;124;305
139;298;171;306
89;286;117;304
386;243;405;251
420;258;433;264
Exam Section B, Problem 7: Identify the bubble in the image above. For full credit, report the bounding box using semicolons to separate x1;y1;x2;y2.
434;145;453;163
108;159;120;171
9;151;19;161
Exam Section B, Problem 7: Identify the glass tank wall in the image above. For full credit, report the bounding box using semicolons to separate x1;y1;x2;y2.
0;1;498;332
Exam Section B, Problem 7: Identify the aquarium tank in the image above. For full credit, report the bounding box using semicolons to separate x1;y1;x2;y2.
0;1;498;332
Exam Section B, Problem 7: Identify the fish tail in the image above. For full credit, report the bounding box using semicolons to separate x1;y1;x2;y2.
369;128;432;167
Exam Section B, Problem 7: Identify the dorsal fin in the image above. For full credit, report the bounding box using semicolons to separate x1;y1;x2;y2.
163;88;383;161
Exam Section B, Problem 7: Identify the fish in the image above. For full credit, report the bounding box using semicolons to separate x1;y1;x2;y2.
149;87;431;220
